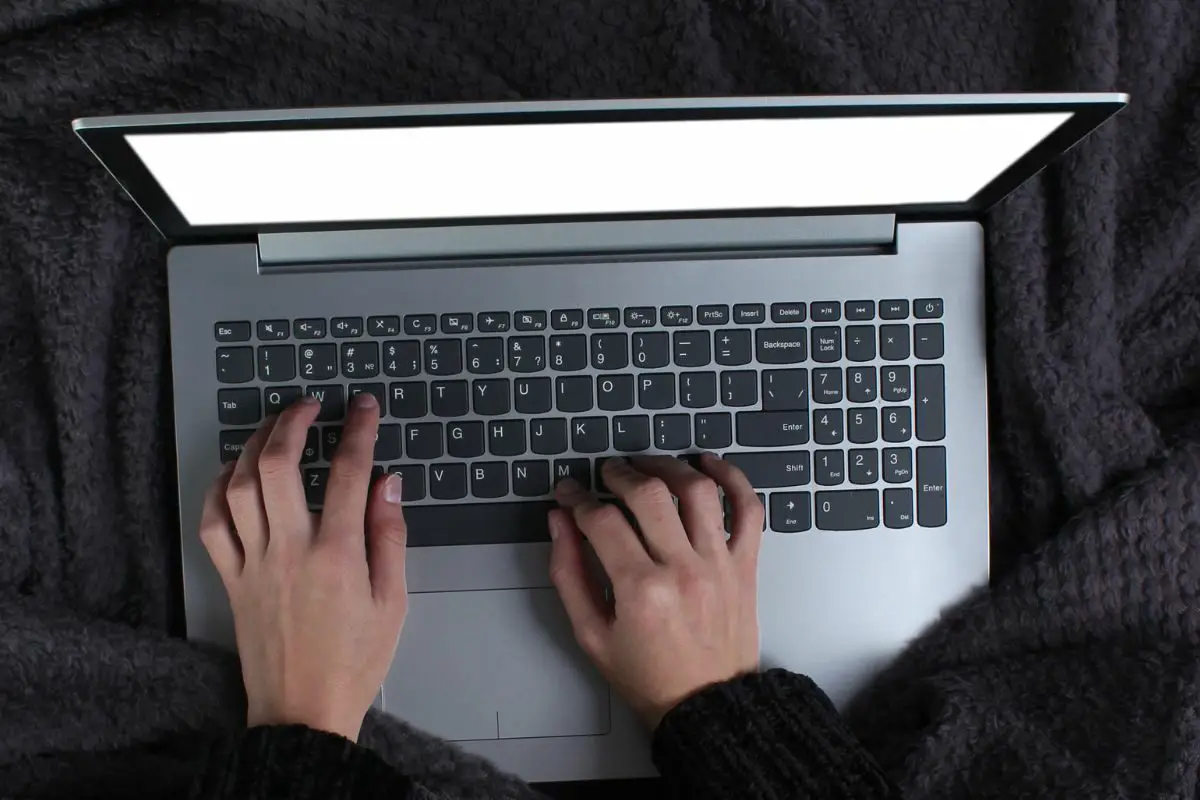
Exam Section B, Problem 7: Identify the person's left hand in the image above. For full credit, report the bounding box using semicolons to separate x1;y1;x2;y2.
198;392;408;742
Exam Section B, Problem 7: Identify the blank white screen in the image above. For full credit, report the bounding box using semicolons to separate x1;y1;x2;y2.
126;113;1070;226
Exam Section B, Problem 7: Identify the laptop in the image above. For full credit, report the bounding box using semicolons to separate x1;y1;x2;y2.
74;94;1125;783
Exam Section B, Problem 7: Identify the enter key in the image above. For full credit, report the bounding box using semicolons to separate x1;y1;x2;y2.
916;446;947;527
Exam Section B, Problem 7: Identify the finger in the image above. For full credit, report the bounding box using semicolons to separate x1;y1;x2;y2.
601;457;693;563
554;477;653;580
199;462;242;587
548;509;609;658
629;455;725;558
366;472;408;606
700;452;764;561
256;396;322;549
226;416;279;559
321;391;381;541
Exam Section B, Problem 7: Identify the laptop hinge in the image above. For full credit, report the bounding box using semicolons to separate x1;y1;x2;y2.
256;214;896;270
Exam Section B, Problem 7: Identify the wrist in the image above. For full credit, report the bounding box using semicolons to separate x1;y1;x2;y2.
247;704;364;742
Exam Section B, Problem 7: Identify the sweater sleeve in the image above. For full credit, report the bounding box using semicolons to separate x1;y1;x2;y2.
189;725;421;800
652;669;902;800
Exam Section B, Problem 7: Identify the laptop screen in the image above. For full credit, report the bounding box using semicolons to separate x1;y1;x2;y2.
125;113;1071;227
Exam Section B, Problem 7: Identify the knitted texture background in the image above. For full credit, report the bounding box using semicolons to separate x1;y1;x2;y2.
1;1;1199;797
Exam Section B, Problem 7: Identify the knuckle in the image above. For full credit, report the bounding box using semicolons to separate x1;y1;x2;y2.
574;624;606;657
634;572;678;613
629;477;671;507
256;449;295;480
680;474;718;502
223;477;259;509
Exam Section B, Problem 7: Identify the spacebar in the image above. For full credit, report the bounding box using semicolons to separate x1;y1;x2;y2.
404;502;555;548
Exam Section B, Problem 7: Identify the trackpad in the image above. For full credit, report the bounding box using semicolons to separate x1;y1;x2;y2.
385;588;611;741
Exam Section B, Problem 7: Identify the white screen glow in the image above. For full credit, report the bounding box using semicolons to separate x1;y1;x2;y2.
126;113;1071;227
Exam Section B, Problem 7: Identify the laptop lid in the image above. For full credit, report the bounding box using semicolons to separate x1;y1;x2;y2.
73;94;1126;243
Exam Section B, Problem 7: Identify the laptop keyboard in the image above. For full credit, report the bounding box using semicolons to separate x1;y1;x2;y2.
213;298;947;542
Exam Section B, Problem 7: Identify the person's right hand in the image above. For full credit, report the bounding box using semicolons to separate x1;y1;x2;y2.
549;454;763;730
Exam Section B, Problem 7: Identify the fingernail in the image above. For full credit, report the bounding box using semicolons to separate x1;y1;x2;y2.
548;513;561;541
352;391;378;409
556;477;580;493
221;461;236;473
383;473;404;504
299;394;319;405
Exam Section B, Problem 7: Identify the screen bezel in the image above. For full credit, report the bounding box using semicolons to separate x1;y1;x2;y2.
73;95;1126;242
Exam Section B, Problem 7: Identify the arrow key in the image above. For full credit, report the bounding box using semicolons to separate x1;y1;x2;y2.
770;492;812;532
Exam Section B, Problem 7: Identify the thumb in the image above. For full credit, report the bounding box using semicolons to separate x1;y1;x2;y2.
366;472;408;607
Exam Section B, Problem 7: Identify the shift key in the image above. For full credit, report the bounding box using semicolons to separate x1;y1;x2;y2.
724;451;811;488
736;411;809;447
917;446;947;527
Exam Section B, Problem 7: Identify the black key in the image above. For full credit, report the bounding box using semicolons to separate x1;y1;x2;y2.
724;450;810;488
812;408;844;445
512;461;551;497
881;365;911;402
884;488;914;528
883;406;913;442
477;312;511;333
553;459;591;489
471;379;510;416
879;325;910;360
467;337;505;374
515;377;553;414
550;335;588;371
371;424;402;462
406;423;444;460
447;421;486;458
756;329;807;364
845;326;876;362
304;468;329;506
847;407;878;444
218;388;261;426
321;426;343;461
216;347;255;384
571;417;609;453
404;315;437;335
441;313;474;334
215;322;250;342
844;301;875;321
812;368;843;404
305;384;345;421
509;336;547;373
680;372;718;409
388;382;427;418
815;490;880;530
694;413;732;449
340;342;380;378
531;418;569;455
489;419;527;456
661;305;693;326
219;429;254;463
613;415;651;452
556;376;593;413
733;304;766;324
810;301;839;322
299;344;338;381
301;427;319;463
294;319;327;339
880;300;909;320
264;386;303;415
348;382;386;410
587;308;620;329
256;320;289;341
770;303;806;324
761;369;806;411
914;365;945;441
593;457;616;494
847;366;877;403
914;323;945;360
470;462;508;498
914;298;944;319
424;340;462;376
331;317;364;338
770;493;812;532
383;341;422;377
653;414;690;450
597;374;635;411
368;316;401;337
550;309;583;330
623;307;656;327
673;330;711;367
431;380;470;417
883;447;913;483
388;464;426;501
638;373;675;410
591;333;629;370
429;463;468;500
810;327;842;363
697;304;730;325
515;311;548;331
632;332;670;368
722;370;759;407
917;447;948;527
736;411;809;447
714;329;752;366
849;448;878;485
